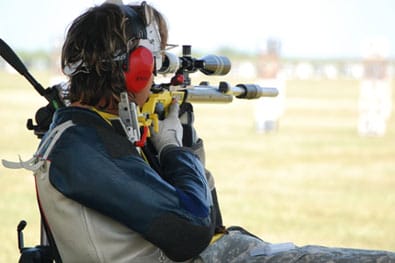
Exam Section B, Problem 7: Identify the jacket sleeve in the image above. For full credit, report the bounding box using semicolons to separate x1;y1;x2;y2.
48;125;215;261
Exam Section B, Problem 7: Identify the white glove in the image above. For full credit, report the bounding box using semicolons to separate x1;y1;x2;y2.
150;101;183;155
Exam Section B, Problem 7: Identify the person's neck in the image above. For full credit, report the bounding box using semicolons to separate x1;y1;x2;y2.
70;102;118;115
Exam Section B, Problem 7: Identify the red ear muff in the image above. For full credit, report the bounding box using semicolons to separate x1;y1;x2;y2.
124;46;154;93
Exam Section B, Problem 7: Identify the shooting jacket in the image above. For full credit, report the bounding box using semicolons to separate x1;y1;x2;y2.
34;106;215;262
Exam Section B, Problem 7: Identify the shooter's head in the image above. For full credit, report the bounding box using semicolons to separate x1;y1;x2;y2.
61;2;168;110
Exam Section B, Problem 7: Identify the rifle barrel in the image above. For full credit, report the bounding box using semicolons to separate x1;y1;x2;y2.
185;86;233;103
184;84;278;103
233;84;278;99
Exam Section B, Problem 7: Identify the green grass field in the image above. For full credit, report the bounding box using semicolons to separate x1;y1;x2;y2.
1;71;394;262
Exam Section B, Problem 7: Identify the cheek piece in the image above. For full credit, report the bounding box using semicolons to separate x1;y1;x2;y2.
124;46;154;93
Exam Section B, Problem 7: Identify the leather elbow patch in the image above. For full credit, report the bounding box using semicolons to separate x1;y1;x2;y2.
146;212;214;261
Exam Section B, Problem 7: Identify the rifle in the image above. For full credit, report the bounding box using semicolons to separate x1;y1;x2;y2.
128;45;278;139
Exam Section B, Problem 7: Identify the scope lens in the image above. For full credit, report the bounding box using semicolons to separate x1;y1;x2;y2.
158;52;180;74
199;55;231;76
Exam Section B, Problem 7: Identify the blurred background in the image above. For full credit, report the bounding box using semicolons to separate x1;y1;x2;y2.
1;0;394;262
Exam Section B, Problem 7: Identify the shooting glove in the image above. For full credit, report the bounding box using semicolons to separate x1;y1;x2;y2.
150;100;183;156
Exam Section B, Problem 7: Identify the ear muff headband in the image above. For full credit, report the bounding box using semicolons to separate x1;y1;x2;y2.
124;46;154;93
120;4;147;39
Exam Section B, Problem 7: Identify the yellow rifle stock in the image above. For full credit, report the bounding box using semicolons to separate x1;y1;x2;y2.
140;90;185;133
139;82;278;136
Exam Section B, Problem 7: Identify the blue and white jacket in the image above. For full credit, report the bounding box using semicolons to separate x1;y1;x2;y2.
34;107;215;262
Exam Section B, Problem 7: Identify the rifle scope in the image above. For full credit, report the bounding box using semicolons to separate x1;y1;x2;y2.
158;45;231;76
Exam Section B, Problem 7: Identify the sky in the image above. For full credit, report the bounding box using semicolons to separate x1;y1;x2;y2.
1;0;395;58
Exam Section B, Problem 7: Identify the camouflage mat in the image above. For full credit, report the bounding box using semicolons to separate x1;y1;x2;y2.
195;230;395;263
